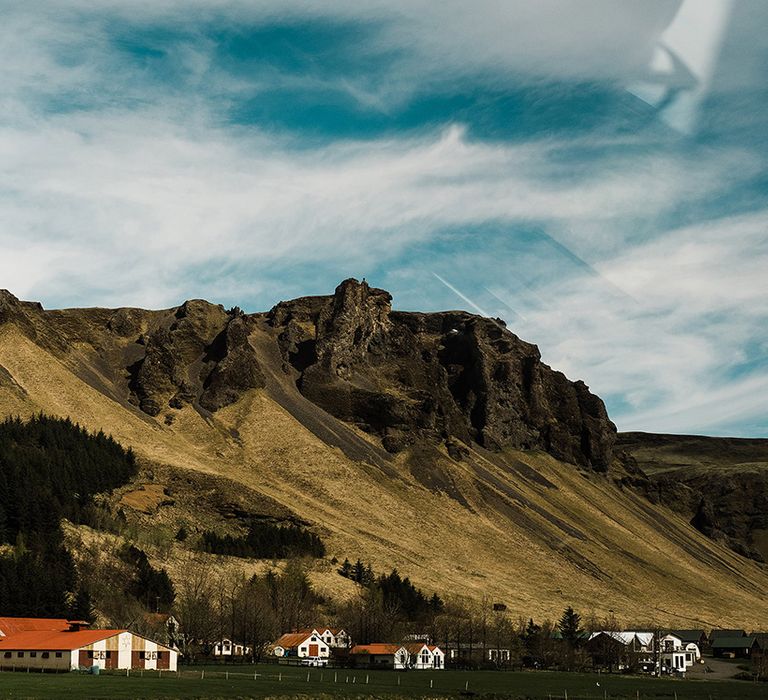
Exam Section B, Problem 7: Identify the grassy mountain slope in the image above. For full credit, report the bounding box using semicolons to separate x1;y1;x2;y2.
1;291;768;628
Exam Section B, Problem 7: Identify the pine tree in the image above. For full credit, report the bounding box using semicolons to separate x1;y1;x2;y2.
557;606;584;647
69;586;95;622
338;558;352;578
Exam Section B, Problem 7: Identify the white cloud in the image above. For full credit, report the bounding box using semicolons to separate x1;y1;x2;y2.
509;212;768;436
0;111;751;308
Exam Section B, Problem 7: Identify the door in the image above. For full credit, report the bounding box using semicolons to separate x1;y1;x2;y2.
104;650;117;669
157;651;170;670
309;644;319;657
78;650;91;668
131;651;144;669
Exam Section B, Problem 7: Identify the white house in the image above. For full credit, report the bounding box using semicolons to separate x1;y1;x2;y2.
406;643;445;670
213;638;251;657
0;620;177;672
659;633;700;669
314;627;350;648
351;643;444;670
272;630;330;665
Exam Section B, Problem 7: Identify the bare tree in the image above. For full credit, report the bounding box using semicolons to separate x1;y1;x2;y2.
232;574;279;661
173;555;218;660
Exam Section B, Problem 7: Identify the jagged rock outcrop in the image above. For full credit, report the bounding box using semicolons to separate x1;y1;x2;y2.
0;289;42;338
128;301;265;415
270;278;616;469
199;314;265;412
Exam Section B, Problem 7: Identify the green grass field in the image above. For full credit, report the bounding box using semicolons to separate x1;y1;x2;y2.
0;663;765;700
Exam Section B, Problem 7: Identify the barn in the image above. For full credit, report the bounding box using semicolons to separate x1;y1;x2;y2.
0;618;177;672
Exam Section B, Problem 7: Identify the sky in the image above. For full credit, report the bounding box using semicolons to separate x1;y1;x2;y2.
1;0;766;437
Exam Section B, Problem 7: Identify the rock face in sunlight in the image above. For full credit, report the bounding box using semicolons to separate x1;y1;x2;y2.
270;278;616;470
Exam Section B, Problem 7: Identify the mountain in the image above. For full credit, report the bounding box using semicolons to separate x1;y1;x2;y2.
1;280;767;628
617;432;768;563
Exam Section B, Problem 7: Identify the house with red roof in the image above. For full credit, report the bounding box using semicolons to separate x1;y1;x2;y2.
271;629;331;666
350;643;410;669
0;618;177;672
350;642;445;670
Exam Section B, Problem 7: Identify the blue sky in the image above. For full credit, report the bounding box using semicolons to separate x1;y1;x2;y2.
1;1;766;437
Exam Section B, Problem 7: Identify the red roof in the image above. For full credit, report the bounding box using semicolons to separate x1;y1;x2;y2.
351;643;403;655
0;618;71;636
273;632;315;649
0;629;124;651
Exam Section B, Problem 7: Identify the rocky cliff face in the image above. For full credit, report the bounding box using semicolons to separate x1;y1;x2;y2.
0;289;266;418
126;301;265;415
270;279;616;470
618;432;768;562
1;280;615;469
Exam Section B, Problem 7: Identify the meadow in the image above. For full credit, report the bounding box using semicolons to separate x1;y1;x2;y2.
0;663;765;700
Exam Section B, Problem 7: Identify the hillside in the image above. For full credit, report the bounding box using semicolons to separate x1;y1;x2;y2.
618;432;768;563
1;281;768;629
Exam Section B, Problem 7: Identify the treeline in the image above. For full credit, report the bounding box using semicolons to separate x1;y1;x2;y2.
0;531;89;619
430;604;600;671
0;414;137;618
338;558;444;622
0;414;136;542
173;558;324;661
120;544;175;612
200;521;325;559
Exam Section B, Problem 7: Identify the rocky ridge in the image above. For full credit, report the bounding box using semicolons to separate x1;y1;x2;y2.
270;279;615;469
618;432;768;562
1;280;615;470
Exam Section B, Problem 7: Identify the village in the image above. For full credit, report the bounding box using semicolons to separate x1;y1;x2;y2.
1;612;767;681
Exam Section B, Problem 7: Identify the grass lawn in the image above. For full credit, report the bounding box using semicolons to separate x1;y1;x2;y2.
0;663;765;699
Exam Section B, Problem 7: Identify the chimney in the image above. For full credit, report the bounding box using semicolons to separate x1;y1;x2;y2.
67;620;91;632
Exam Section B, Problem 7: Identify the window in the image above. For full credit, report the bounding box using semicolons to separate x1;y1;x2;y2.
88;651;94;658
17;652;24;658
3;652;10;658
42;652;49;658
55;652;62;658
139;651;145;660
30;652;37;658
